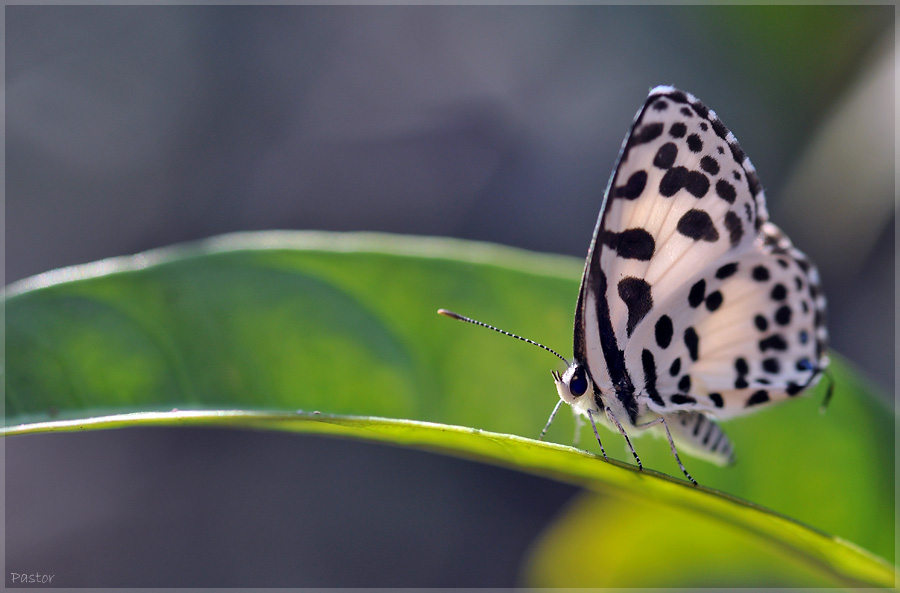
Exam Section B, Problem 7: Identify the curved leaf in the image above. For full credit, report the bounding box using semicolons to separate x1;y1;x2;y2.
3;231;895;586
4;410;895;588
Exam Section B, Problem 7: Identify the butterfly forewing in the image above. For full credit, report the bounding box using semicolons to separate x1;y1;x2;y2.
578;86;828;424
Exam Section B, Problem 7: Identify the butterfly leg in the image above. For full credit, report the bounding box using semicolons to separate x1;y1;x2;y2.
572;412;585;447
818;368;836;414
539;399;564;441
636;416;698;486
585;409;609;461
603;407;643;470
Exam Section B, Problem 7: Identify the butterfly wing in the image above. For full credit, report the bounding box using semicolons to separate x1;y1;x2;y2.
575;86;828;428
630;224;828;420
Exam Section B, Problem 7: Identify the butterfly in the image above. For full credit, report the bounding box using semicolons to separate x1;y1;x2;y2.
439;86;829;485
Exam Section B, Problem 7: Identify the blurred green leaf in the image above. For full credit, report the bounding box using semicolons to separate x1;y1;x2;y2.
523;488;891;588
3;231;895;587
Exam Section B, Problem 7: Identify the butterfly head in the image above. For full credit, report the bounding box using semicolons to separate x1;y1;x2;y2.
552;363;593;406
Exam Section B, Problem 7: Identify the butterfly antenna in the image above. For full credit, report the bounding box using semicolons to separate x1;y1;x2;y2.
437;309;570;366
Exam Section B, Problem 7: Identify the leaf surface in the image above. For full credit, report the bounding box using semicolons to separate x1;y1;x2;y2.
4;231;894;587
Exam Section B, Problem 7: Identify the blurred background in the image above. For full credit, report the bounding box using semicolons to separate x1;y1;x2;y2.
5;5;894;587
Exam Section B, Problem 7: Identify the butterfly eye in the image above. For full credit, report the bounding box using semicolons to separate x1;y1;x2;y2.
569;367;589;397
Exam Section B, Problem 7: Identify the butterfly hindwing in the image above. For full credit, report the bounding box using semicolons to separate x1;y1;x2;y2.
626;225;826;420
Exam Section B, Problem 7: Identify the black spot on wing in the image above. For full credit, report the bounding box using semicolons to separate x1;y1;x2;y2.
655;315;673;349
671;394;697;405
775;305;792;326
653;143;678;169
700;156;720;175
759;334;788;352
669;89;689;103
734;356;749;389
660;167;709;198
669;122;687;138
716;262;738;279
688;279;705;308
684;327;699;361
618;277;653;337
709;392;724;408
686;172;710;198
614;170;648;200
631;122;664;146
724;211;743;247
603;228;656;261
641;349;665;407
686;134;703;152
746;390;770;407
669;357;681;377
752;265;770;281
715;179;737;204
677;209;719;242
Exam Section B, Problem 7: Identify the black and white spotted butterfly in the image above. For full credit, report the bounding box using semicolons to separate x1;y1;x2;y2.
439;86;829;485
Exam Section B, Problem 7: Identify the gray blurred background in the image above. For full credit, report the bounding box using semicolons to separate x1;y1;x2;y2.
5;5;894;587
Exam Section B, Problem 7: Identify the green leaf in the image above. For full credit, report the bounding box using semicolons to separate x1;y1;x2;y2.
4;231;895;587
522;488;891;588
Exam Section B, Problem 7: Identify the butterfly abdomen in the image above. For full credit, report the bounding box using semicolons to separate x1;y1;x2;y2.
667;411;735;466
